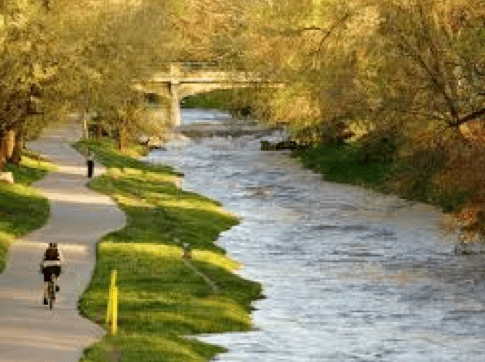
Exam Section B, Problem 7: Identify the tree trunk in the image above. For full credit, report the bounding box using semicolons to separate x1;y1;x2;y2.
5;129;16;162
117;119;129;153
10;125;24;167
0;132;8;172
96;119;103;139
83;111;89;140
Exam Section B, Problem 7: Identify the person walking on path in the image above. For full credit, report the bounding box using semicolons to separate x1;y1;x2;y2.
87;151;94;178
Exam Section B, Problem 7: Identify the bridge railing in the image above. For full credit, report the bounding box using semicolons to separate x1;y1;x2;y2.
157;61;223;72
180;61;221;71
158;61;255;73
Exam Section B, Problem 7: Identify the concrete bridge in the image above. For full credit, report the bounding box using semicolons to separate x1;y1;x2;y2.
140;62;275;125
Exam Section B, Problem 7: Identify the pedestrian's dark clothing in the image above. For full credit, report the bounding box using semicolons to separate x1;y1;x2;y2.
87;158;94;178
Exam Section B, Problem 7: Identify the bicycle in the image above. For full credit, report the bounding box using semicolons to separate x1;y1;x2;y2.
47;273;56;310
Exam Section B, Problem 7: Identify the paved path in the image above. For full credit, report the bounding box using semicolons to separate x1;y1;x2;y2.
0;124;126;362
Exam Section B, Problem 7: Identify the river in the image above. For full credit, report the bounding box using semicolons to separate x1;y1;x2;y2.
147;109;485;361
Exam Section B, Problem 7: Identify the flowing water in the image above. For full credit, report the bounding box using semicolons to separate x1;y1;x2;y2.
148;109;485;361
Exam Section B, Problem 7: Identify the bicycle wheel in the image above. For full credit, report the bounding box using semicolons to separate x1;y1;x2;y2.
48;278;55;310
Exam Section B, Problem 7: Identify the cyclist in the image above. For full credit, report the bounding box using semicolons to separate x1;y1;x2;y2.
40;242;63;305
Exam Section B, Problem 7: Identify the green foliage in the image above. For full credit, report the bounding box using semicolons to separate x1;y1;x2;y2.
295;138;471;213
357;126;403;163
431;188;471;213
182;88;260;118
0;152;53;273
294;143;395;188
77;140;262;362
183;90;233;111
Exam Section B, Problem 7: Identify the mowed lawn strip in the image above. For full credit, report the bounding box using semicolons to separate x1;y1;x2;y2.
76;140;263;362
0;150;54;273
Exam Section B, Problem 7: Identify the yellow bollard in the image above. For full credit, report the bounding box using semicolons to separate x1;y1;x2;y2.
106;270;118;335
111;270;117;288
106;290;112;325
112;286;118;335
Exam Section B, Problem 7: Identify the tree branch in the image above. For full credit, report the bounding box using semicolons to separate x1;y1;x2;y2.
315;13;352;54
393;26;460;124
452;107;485;128
261;14;351;39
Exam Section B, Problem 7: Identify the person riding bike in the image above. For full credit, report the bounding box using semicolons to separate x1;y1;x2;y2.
40;242;63;305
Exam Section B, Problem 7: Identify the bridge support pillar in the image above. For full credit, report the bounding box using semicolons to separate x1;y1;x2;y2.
169;81;181;126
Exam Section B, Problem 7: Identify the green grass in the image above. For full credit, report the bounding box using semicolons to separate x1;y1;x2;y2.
294;144;395;188
75;139;263;362
294;143;470;213
0;151;54;273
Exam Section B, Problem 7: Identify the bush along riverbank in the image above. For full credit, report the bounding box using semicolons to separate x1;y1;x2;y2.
0;151;53;273
293;128;485;240
75;139;263;362
294;144;468;213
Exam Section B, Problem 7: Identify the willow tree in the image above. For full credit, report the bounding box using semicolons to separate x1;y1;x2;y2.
205;0;374;142
0;0;99;170
366;0;485;134
0;0;184;168
0;5;70;171
216;0;485;143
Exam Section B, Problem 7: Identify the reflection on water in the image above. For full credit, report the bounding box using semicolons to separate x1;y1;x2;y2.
148;109;485;361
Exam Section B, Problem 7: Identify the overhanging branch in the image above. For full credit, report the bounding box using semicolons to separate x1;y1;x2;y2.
451;107;485;128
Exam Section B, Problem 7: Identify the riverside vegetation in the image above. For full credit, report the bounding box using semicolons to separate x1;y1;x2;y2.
291;123;485;236
0;151;53;273
75;139;263;362
294;142;468;213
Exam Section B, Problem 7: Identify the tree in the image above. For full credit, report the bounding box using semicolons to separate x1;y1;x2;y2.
0;0;183;171
215;0;372;142
216;0;485;145
375;0;485;131
65;0;175;151
0;0;52;169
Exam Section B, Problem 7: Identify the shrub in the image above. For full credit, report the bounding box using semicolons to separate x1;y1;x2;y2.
357;125;403;163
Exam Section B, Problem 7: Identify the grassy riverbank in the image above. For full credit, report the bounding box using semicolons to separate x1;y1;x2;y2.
294;143;469;214
0;151;53;273
294;144;394;188
76;139;263;362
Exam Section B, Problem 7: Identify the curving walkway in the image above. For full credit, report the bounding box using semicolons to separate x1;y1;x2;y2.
0;123;126;362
